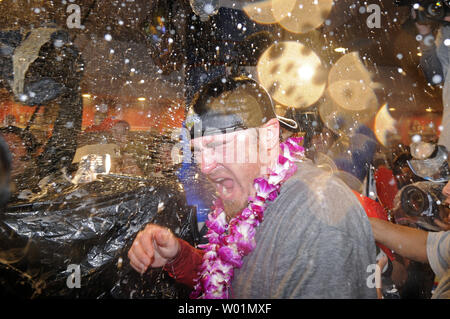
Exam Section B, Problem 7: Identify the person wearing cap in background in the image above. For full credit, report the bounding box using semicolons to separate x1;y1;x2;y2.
369;141;450;298
128;75;378;299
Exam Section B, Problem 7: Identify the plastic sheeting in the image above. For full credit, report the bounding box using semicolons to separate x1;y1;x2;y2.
0;173;199;298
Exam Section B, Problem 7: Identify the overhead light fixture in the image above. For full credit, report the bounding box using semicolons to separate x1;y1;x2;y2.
137;97;146;101
82;94;91;98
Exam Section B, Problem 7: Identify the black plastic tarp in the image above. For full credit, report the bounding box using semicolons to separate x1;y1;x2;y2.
0;174;199;298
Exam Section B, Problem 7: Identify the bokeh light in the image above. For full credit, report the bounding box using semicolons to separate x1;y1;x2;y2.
243;0;296;25
374;103;398;147
273;0;334;34
257;41;326;109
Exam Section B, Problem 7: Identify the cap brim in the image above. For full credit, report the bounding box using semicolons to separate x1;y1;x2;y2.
277;115;298;130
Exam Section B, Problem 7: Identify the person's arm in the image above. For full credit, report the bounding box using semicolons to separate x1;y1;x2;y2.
163;238;205;288
368;218;428;263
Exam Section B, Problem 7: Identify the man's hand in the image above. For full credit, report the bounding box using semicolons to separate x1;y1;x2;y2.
128;224;180;274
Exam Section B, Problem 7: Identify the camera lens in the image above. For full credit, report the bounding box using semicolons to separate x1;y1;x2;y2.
427;2;446;18
401;185;429;216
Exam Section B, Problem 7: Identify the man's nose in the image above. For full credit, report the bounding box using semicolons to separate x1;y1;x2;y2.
200;148;217;175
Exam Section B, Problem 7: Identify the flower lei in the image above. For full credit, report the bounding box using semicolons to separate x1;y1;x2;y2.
190;137;305;299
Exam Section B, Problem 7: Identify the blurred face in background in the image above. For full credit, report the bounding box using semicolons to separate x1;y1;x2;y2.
1;132;29;176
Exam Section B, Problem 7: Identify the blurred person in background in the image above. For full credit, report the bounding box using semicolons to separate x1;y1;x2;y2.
414;7;450;148
0;126;37;178
369;141;450;298
369;212;449;299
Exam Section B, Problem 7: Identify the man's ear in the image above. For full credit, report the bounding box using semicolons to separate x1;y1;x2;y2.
262;118;280;150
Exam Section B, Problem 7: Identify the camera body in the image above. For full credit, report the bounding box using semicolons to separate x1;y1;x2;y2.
391;143;449;231
396;181;446;231
396;0;450;24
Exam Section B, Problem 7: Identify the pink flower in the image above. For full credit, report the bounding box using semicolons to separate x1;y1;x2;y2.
206;210;228;235
205;231;222;244
232;222;257;255
240;207;253;219
218;246;243;268
266;189;278;202
254;178;277;200
278;155;288;165
280;140;304;162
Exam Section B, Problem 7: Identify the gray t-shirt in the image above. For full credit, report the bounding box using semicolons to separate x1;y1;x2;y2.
427;231;450;299
232;161;377;298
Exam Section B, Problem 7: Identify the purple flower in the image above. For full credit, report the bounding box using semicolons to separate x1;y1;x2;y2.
267;189;279;202
278;155;288;165
232;222;257;255
250;203;263;214
254;178;277;199
205;231;222;244
240;207;253;219
218;246;243;268
206;210;228;235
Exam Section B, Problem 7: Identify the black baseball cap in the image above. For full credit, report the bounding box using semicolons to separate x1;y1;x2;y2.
187;75;297;139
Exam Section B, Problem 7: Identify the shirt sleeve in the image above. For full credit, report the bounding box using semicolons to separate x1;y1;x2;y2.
426;231;450;279
432;269;450;299
162;238;205;288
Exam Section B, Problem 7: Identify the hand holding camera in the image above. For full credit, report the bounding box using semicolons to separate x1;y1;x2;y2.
393;142;450;231
398;0;450;24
